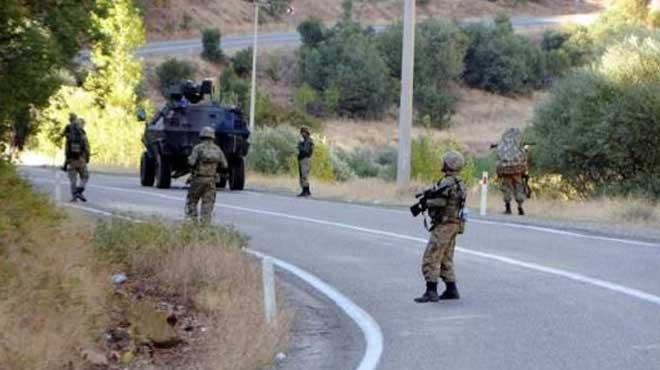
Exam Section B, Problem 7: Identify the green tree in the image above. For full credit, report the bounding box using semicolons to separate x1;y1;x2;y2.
297;17;327;47
232;47;253;77
155;59;197;97
0;0;95;148
201;28;223;63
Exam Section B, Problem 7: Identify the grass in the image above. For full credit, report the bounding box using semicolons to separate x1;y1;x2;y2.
0;160;289;370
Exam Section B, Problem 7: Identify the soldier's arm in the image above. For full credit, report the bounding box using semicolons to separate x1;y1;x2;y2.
426;178;453;208
218;148;228;170
188;146;199;167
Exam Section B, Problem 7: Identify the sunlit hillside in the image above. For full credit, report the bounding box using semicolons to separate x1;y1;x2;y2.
140;0;602;41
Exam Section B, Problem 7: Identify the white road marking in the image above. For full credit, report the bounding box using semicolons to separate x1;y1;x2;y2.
249;251;383;370
60;200;384;370
85;184;660;307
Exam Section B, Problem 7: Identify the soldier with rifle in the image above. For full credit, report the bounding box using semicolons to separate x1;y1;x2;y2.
491;128;531;215
411;151;468;303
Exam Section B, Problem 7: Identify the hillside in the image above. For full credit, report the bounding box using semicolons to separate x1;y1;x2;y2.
140;0;601;41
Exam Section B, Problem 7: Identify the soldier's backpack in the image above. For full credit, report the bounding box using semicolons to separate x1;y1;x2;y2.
496;128;527;175
66;124;87;160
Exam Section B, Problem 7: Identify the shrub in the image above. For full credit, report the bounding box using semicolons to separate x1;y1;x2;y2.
293;83;321;115
331;152;355;181
298;17;327;47
155;59;197;97
201;28;223;62
529;35;660;197
463;17;546;95
247;126;298;174
411;135;475;186
218;69;250;110
338;147;381;177
232;47;253;77
414;85;456;128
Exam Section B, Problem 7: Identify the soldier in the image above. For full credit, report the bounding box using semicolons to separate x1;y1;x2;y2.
62;113;90;202
297;126;314;197
495;128;528;215
414;151;467;303
185;127;227;224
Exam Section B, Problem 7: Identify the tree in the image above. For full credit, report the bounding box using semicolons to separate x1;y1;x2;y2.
232;47;253;77
201;28;223;63
0;0;95;148
298;17;327;47
155;59;197;97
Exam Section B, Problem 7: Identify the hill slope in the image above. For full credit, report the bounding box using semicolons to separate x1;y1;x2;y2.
141;0;601;41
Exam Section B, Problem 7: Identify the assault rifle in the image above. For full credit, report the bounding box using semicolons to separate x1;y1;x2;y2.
410;184;450;217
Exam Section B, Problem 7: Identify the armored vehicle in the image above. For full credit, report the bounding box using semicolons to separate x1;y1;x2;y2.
138;80;250;190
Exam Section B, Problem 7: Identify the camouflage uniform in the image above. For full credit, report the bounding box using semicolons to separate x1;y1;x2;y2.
297;127;314;197
415;151;466;303
185;127;227;224
495;128;528;215
62;115;90;202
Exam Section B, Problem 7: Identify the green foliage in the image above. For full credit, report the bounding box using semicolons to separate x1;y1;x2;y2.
0;0;95;148
247;126;298;175
218;69;250;110
34;0;147;168
201;28;223;63
155;59;197;97
293;84;321;114
612;0;649;23
411;136;475;186
232;47;253;77
529;34;660;197
462;17;546;95
330;152;355;181
308;138;335;182
298;17;327;47
254;94;322;131
334;146;397;181
376;19;468;125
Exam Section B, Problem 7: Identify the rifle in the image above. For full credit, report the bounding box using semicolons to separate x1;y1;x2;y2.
410;185;450;217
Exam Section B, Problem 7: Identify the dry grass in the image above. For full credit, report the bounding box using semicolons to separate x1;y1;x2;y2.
0;163;110;370
143;0;602;41
93;220;290;370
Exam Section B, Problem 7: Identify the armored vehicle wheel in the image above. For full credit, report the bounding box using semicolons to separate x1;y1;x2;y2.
140;152;156;187
228;157;245;191
155;152;172;189
217;176;227;189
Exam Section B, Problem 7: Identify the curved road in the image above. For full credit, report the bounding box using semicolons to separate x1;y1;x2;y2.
136;13;599;56
23;167;660;370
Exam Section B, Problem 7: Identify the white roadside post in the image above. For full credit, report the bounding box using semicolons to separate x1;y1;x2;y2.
262;257;277;324
480;171;489;216
248;1;260;133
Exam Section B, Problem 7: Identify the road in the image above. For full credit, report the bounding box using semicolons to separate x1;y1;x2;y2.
22;167;660;370
136;13;599;56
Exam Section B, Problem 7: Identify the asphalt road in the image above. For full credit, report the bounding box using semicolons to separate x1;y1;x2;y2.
136;13;599;56
22;167;660;370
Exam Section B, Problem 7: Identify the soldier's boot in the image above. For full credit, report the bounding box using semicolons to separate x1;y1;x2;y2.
304;186;311;197
504;202;512;215
517;204;525;216
297;188;306;197
76;187;87;202
439;281;460;300
414;282;439;303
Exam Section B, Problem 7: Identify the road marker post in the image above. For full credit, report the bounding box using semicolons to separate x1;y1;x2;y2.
261;257;277;324
480;172;488;216
55;169;62;205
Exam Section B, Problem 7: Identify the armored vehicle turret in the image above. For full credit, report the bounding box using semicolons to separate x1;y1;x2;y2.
138;80;250;190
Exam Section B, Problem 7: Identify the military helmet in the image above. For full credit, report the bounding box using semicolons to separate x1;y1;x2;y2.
300;126;310;135
442;150;465;172
199;126;215;139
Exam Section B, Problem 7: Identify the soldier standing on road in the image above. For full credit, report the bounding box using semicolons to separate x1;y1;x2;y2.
62;113;90;202
495;128;528;215
297;126;314;197
415;151;467;303
185;127;227;224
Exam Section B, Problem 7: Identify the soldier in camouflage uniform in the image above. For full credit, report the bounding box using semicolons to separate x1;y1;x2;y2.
415;151;467;303
297;127;314;197
185;127;227;224
495;128;528;216
62;114;90;202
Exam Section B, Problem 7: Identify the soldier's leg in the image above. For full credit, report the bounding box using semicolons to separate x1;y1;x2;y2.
439;224;461;300
67;163;78;200
415;228;444;303
185;181;202;221
513;174;526;215
75;163;89;201
500;176;513;214
200;180;217;224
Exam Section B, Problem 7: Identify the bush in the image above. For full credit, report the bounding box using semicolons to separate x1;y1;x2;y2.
298;17;327;47
218;69;250;110
529;35;660;197
247;126;298;174
331;152;355;181
201;28;223;62
232;47;253;77
411;136;476;186
293;83;322;115
155;59;197;97
463;17;546;95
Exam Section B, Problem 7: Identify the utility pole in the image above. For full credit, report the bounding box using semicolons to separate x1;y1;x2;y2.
248;1;260;132
396;0;415;187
